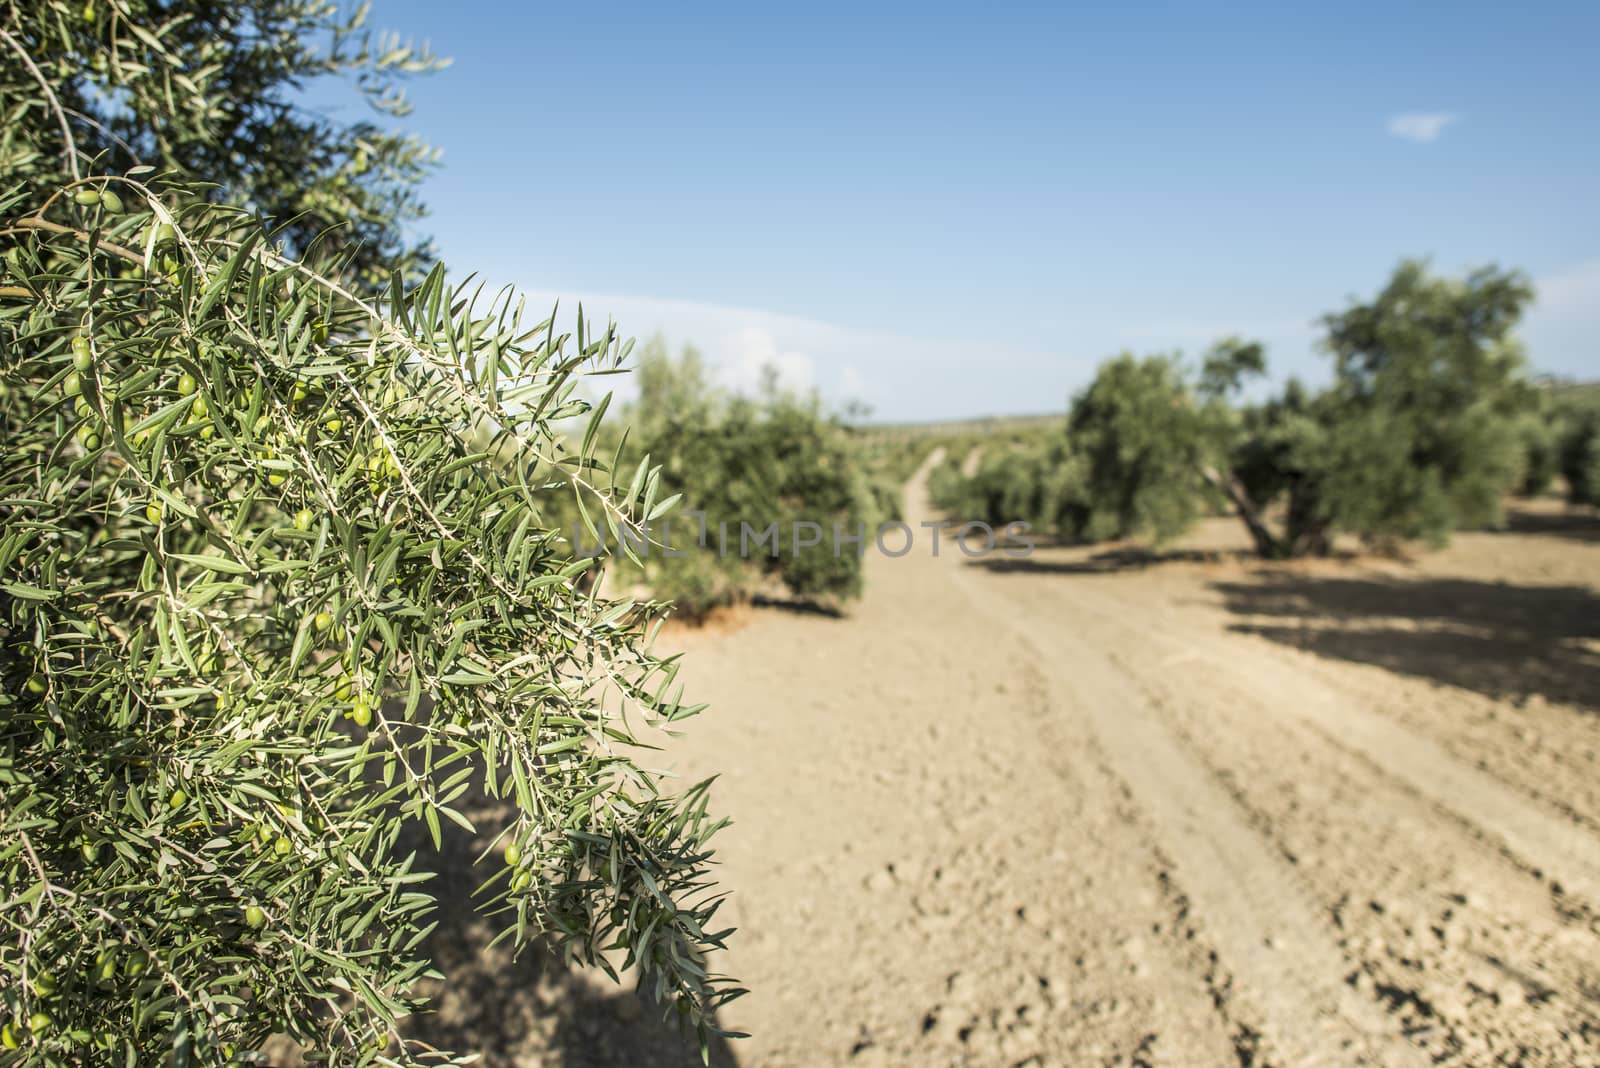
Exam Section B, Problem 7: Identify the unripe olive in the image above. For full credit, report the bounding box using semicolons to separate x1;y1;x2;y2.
504;841;522;867
177;372;197;396
27;1012;51;1037
145;501;163;523
273;836;292;857
313;611;333;631
151;222;175;246
100;189;124;214
348;700;372;728
72;336;92;370
32;973;57;998
63;371;82;397
0;1023;16;1049
73;187;102;207
25;674;46;697
244;905;267;929
76;424;101;450
167;788;187;810
293;508;314;531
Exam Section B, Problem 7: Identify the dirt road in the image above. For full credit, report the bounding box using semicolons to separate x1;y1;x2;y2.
654;453;1600;1066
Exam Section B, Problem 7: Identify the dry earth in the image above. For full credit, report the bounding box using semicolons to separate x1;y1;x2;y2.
396;453;1600;1067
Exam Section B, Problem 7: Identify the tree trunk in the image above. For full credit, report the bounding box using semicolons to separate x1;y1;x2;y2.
1199;464;1282;558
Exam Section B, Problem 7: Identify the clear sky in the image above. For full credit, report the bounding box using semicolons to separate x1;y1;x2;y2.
330;1;1599;421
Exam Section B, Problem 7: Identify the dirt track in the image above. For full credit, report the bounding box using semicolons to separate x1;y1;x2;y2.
648;453;1600;1067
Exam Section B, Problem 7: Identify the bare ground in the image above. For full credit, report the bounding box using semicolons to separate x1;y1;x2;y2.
398;456;1600;1066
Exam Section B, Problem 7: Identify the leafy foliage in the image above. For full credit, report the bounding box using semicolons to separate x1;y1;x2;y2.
1559;408;1600;507
1;4;738;1065
928;263;1539;558
1311;261;1534;546
1066;352;1232;544
599;339;888;617
11;0;445;284
926;432;1086;539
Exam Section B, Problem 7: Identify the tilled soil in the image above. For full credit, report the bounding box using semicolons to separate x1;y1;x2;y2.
397;456;1600;1067
645;456;1600;1067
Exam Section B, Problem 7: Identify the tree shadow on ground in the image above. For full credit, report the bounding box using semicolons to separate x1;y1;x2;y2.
750;592;845;618
392;794;741;1067
1498;505;1600;544
1212;572;1600;712
971;545;1261;576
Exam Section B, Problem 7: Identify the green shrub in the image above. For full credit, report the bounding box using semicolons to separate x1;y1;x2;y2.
1560;410;1600;506
596;340;887;617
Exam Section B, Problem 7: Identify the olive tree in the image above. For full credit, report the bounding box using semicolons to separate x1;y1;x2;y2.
1;3;738;1065
604;338;886;616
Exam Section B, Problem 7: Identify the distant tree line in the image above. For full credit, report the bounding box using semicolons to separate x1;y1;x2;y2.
931;261;1598;557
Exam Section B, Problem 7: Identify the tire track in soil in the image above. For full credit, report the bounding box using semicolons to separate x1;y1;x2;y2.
1009;575;1600;1065
945;561;1427;1066
1054;578;1600;913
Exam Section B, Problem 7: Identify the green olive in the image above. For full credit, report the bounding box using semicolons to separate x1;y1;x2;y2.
293;508;314;531
312;611;333;631
348;700;372;728
191;394;208;417
76;424;101;450
63;371;82;397
27;1012;51;1037
244;905;267;929
73;397;93;418
25;674;46;697
72;336;92;370
100;189;124;214
145;501;163;523
273;836;291;857
123;950;148;977
152;222;175;246
167;788;187;810
74;187;102;207
511;870;532;891
0;1023;16;1050
177;372;197;396
504;841;522;867
333;677;353;701
323;416;343;434
32;973;57;998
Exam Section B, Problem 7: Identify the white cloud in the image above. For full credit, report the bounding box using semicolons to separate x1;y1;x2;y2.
1532;259;1600;316
1523;259;1600;381
508;286;1073;421
721;326;814;394
1386;112;1460;144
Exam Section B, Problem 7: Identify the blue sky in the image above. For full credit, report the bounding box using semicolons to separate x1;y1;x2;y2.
331;2;1599;420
